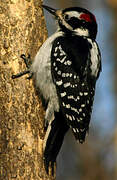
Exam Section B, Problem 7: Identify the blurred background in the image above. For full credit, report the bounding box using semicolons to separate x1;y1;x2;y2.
43;0;117;179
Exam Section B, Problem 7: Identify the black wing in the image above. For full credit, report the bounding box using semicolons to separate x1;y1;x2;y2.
51;36;98;143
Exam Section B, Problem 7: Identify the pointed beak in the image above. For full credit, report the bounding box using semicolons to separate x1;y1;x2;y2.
42;5;57;17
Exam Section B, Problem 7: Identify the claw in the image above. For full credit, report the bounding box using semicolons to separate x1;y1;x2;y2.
12;54;33;79
26;72;33;79
20;54;32;69
12;70;30;79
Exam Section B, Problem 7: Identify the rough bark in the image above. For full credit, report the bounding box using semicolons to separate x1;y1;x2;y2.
0;0;55;179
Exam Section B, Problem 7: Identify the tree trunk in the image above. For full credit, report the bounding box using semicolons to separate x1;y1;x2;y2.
0;0;55;179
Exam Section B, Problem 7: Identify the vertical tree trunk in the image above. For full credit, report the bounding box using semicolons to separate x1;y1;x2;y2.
0;0;55;179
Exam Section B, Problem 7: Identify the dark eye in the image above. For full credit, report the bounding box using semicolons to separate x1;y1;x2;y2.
64;14;69;21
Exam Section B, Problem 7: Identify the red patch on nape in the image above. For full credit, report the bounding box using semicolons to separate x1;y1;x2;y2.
80;13;96;23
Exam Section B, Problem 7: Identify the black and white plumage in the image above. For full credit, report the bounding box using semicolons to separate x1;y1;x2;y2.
51;36;96;142
31;5;101;174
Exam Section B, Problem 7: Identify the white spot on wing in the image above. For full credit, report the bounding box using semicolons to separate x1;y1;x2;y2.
57;70;61;75
74;75;77;79
80;117;83;121
77;96;80;100
83;113;85;117
62;102;65;106
64;60;72;65
72;116;75;120
76;129;79;133
62;73;66;77
55;47;58;52
71;107;79;114
61;92;66;97
69;116;72;121
64;82;71;88
56;80;63;86
80;128;85;132
81;104;85;108
67;60;72;65
57;58;61;62
66;73;69;77
79;108;82;112
68;95;74;99
73;128;76;133
66;114;72;121
79;92;83;96
53;62;56;66
59;45;66;56
67;95;80;102
66;104;70;109
60;56;66;63
55;67;58;71
77;118;80;122
66;114;69;118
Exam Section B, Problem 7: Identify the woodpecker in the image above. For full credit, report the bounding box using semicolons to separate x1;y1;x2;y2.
12;5;101;175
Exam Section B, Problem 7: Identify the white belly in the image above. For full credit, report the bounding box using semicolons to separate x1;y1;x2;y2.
31;32;64;111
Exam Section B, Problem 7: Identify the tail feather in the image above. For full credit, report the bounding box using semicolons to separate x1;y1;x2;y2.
43;112;69;175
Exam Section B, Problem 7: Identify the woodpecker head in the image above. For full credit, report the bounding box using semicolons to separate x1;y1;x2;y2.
43;5;97;40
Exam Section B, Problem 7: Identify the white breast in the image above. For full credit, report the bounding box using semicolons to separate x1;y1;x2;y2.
31;31;64;112
32;31;64;74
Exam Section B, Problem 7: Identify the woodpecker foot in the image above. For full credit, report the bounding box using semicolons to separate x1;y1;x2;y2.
12;54;33;79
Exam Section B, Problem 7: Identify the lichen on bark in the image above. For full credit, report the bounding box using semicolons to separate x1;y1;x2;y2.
0;0;55;179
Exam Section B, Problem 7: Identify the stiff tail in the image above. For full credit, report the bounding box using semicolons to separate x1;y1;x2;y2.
43;112;69;175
